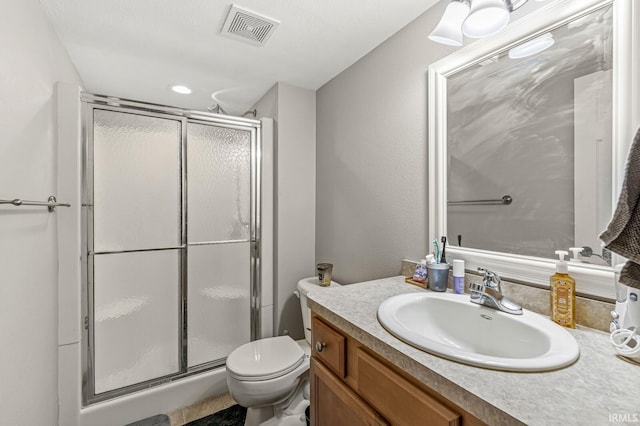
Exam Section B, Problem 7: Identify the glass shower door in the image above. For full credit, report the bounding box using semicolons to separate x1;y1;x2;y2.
91;109;182;394
186;123;252;367
82;95;260;405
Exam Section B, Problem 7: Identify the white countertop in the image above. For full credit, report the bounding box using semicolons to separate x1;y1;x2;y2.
306;276;640;426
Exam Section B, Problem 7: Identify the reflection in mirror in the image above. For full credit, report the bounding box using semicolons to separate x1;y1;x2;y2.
446;5;613;265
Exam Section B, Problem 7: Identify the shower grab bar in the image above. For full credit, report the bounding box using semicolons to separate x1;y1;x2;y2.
448;195;513;206
0;195;70;212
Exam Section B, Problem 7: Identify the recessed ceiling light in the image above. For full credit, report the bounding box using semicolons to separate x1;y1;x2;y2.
172;85;192;94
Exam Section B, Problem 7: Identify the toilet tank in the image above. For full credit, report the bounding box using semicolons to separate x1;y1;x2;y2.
296;277;341;344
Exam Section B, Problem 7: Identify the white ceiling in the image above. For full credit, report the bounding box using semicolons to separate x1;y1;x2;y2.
39;0;440;115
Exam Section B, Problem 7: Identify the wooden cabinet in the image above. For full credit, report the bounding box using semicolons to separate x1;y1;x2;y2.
310;315;483;426
310;358;388;426
356;349;460;426
311;316;346;378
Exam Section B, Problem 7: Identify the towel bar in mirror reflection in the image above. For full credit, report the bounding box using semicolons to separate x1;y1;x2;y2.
448;195;512;206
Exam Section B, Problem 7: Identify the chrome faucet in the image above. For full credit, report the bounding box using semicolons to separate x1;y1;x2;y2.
470;268;523;315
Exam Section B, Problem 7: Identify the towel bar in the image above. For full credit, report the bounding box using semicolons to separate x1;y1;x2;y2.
0;195;71;212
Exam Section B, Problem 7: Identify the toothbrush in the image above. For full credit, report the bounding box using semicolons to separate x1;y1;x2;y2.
440;236;447;264
432;239;440;264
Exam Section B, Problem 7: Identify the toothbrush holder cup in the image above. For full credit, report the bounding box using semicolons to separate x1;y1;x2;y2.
427;263;450;292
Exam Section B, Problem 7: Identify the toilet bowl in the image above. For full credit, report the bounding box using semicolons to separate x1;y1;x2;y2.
226;277;340;426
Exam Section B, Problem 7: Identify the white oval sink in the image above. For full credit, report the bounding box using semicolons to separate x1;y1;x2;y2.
377;292;579;371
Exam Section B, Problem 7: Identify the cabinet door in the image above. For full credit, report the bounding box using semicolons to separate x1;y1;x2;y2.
357;349;461;426
312;317;346;378
310;358;388;426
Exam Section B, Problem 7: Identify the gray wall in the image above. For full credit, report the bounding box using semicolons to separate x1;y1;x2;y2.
316;2;453;284
254;83;317;339
0;1;83;425
316;0;547;284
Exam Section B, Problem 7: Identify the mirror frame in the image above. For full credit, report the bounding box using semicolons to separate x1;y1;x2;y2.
428;0;640;300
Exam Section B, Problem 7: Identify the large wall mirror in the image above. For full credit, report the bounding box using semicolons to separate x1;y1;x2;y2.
428;0;640;299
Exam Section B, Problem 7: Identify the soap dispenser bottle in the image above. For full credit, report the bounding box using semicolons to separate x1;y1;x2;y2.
550;250;576;328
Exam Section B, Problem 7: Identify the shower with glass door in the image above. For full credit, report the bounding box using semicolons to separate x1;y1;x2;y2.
81;93;261;404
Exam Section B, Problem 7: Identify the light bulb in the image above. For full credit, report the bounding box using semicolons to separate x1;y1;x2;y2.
462;0;510;39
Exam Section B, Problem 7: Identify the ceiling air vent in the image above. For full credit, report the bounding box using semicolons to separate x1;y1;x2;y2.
221;5;280;47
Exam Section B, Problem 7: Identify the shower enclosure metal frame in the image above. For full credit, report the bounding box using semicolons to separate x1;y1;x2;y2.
80;93;262;405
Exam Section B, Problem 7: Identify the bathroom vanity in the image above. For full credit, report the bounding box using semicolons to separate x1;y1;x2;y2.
310;315;481;426
307;276;640;425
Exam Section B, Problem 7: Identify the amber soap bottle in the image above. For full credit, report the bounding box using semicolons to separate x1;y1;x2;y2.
550;250;576;328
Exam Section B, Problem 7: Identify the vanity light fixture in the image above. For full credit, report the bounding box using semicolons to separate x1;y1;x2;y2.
508;33;555;58
171;85;192;94
429;0;549;45
428;0;470;46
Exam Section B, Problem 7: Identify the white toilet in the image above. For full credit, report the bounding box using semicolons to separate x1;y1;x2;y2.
226;277;340;426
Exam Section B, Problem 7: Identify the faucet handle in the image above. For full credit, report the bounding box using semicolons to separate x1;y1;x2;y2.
469;281;486;299
472;268;522;315
477;267;501;287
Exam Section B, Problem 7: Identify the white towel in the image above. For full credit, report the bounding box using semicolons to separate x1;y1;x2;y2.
600;126;640;288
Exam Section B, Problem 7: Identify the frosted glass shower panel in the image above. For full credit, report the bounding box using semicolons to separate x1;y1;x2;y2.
93;250;180;394
93;110;181;252
187;243;251;367
187;123;251;242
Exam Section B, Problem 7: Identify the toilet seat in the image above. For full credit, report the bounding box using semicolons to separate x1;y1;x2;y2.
226;336;305;381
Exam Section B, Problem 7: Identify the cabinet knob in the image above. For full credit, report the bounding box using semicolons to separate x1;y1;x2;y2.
315;341;326;352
